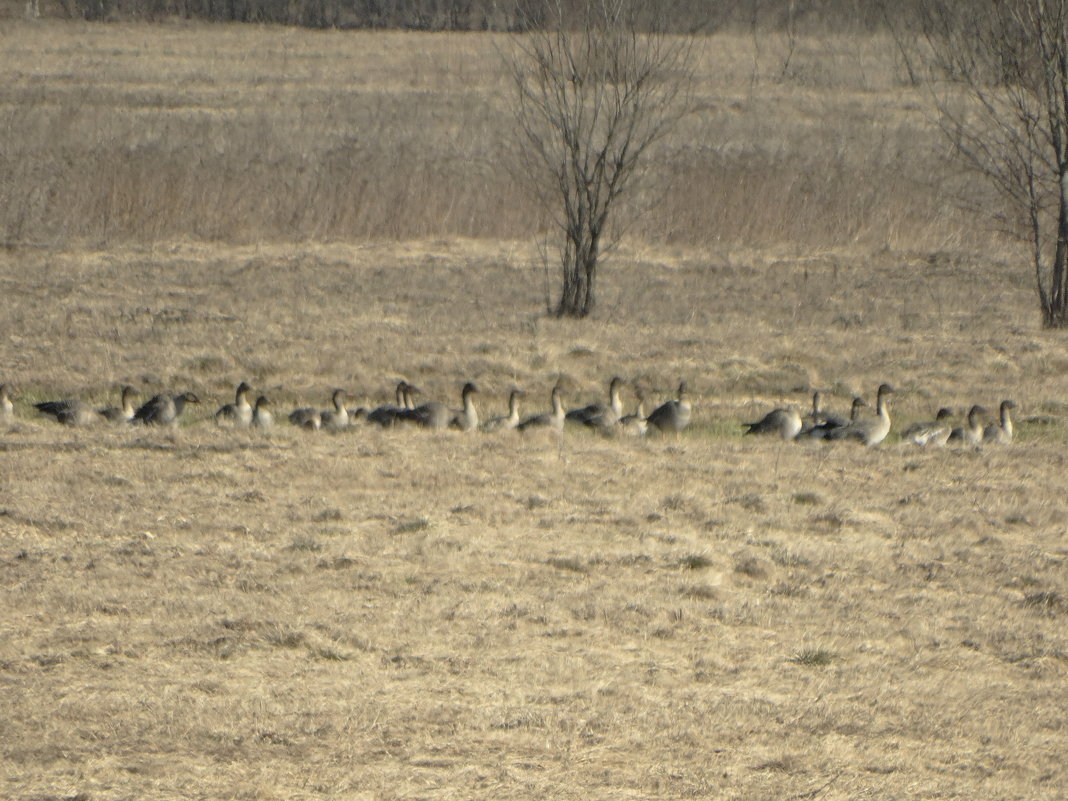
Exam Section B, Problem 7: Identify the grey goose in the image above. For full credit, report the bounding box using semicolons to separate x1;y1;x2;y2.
902;407;954;447
947;404;987;447
566;376;624;428
215;381;254;427
132;391;202;426
398;383;460;430
645;380;692;436
99;385;139;423
481;389;524;433
34;396;102;427
320;389;351;432
743;405;803;441
449;382;480;432
826;384;894;446
252;396;274;430
517;383;566;433
983;399;1017;444
619;398;647;437
0;384;13;423
367;381;412;427
800;397;867;440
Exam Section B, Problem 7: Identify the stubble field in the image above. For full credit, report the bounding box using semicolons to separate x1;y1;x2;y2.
1;20;1067;801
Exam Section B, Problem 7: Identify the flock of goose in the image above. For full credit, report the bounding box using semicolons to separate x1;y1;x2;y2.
0;378;1017;446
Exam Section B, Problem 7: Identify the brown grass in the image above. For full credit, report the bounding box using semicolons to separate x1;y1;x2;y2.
1;21;983;252
1;21;1067;801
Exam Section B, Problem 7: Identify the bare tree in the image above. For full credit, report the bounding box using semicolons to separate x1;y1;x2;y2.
509;0;696;318
916;0;1068;327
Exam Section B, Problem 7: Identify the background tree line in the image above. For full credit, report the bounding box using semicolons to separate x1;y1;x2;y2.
36;0;926;31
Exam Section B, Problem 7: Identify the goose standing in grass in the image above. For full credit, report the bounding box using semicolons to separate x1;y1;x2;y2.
645;380;692;436
800;397;867;440
319;389;350;432
449;382;480;431
518;383;566;433
34;396;102;427
567;376;624;428
397;385;452;430
743;404;803;441
619;398;647;436
132;391;202;426
252;396;274;431
482;388;523;432
802;390;848;431
0;384;13;423
826;384;894;446
367;381;412;427
289;399;322;431
902;407;954;447
215;381;254;427
947;404;987;447
99;385;138;423
983;399;1017;444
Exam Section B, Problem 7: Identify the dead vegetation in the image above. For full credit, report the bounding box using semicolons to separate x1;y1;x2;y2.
0;21;1066;801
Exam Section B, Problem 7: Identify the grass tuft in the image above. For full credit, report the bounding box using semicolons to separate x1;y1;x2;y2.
789;648;836;666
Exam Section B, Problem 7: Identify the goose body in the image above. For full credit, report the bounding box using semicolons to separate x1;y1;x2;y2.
646;380;692;435
132;392;201;426
619;399;647;436
448;383;480;432
482;389;523;433
743;405;802;440
289;406;321;430
947;404;987;447
518;384;566;433
34;397;102;427
215;382;254;427
983;400;1017;444
367;381;412;427
99;385;138;423
801;397;867;440
320;389;350;432
398;383;454;430
902;407;954;447
826;384;894;446
567;377;624;428
252;396;274;430
1;384;14;423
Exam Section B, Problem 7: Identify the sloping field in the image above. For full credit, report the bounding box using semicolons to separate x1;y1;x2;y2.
1;21;1067;801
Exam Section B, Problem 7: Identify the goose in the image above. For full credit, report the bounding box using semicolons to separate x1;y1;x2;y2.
947;404;987;447
397;389;451;430
826;384;894;446
99;385;138;423
132;391;202;426
448;382;480;431
619;398;647;436
517;383;566;433
743;404;802;441
34;396;102;427
252;396;274;430
367;381;411;427
902;407;954;447
481;389;524;432
289;390;346;431
215;381;254;427
1;384;14;423
983;399;1017;444
289;404;321;430
566;376;624;428
319;389;350;432
645;380;692;436
800;397;867;440
804;390;848;430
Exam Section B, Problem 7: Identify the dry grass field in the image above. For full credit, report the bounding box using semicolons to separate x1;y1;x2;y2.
1;20;1068;801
